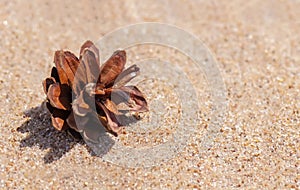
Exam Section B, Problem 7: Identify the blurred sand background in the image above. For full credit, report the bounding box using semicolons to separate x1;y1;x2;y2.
0;0;299;189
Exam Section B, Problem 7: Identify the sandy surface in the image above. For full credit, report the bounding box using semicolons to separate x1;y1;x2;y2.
0;0;299;189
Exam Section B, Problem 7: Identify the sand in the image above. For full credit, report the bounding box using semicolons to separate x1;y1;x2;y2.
0;0;299;189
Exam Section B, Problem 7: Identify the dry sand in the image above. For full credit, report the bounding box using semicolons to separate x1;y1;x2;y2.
0;0;299;189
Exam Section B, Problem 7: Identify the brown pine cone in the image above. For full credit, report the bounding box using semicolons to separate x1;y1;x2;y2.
42;41;148;142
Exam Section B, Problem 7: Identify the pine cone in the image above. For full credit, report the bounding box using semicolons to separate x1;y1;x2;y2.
42;41;148;142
